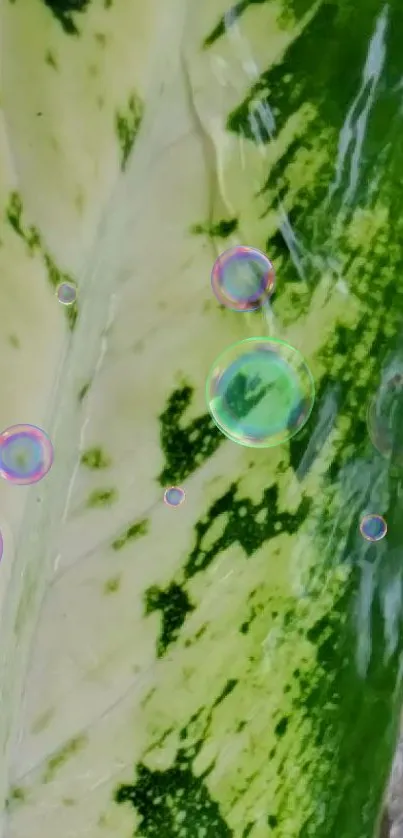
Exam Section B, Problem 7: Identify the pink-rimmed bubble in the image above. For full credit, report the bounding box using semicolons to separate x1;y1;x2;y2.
0;424;54;485
211;246;275;312
164;486;185;508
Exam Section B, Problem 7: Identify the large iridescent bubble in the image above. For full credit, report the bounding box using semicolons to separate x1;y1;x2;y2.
206;337;315;448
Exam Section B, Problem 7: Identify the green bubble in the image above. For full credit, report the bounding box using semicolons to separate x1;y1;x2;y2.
206;337;315;448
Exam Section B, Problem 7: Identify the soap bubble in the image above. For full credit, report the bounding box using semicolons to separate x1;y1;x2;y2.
206;337;315;448
211;246;275;312
0;424;54;485
367;371;403;465
360;514;387;542
164;486;186;507
56;280;77;306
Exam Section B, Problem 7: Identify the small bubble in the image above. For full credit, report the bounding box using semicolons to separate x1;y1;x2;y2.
359;514;387;543
56;281;77;306
164;486;186;508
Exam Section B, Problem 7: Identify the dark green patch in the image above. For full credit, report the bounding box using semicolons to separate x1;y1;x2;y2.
8;334;20;348
274;715;289;737
78;380;91;402
190;218;239;238
112;518;149;551
185;623;207;647
115;751;232;838
202;1;261;49
115;92;144;170
41;0;91;35
6;191;24;238
158;384;223;485
5;786;26;809
184;482;310;579
144;583;194;656
86;487;117;508
80;446;111;469
26;225;41;253
238;602;263;635
45;49;58;69
43;252;70;291
43;735;87;783
5;192;78;330
306;614;333;645
103;575;121;594
64;301;78;329
212;678;238;707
